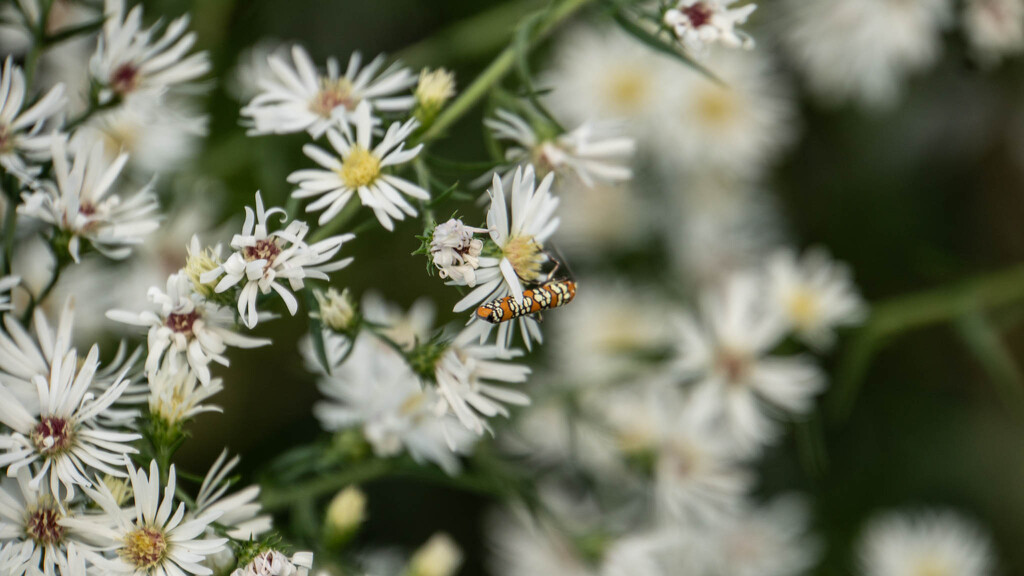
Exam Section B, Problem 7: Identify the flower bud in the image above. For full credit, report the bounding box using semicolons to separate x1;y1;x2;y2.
324;486;366;548
406;533;462;576
313;288;357;333
414;68;456;125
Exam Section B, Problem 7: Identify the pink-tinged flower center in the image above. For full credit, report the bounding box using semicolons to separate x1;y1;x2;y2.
0;124;12;154
682;3;714;28
243;239;282;266
166;310;200;336
121;527;168;569
79;202;97;217
26;502;65;545
715;348;750;385
31;417;74;454
111;63;140;95
310;77;357;118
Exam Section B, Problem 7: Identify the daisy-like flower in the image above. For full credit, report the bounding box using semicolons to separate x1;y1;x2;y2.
241;44;416;137
0;540;33;575
780;0;951;109
0;299;77;405
673;272;825;454
68;460;228;576
858;510;994;576
663;1;757;53
485;109;634;189
147;366;224;427
765;248;866;350
429;219;487;286
107;271;271;386
200;192;354;329
453;166;560;350
0;275;19;312
432;327;531;436
311;333;475;474
0;345;139;500
964;0;1024;65
0;57;66;181
18;135;160;263
287;100;429;230
0;467;95;576
232;550;313;576
90;0;210;102
361;292;435;352
195;451;272;540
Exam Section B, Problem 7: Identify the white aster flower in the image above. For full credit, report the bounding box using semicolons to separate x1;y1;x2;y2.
964;0;1024;65
673;272;825;454
227;39;288;103
313;333;475;474
90;0;210;102
652;48;797;179
107;271;270;385
556;178;649;258
0;275;19;312
433;328;531;436
19;135;160;263
858;510;995;576
429;218;487;286
68;460;228;576
485;109;634;189
232;550;313;576
0;467;97;576
147;365;223;427
195;450;272;541
765;248;866;350
200;192;354;329
360;292;435;352
0;345;139;500
0;56;66;181
0;540;33;576
287;100;428;230
453;166;560;350
241;44;415;137
781;0;952;109
663;1;757;53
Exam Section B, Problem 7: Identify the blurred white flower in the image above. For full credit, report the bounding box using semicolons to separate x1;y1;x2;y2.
662;1;757;53
485;109;634;189
287;101;428;230
781;0;951;109
195;450;272;541
453;166;559;351
0;276;18;312
227;39;288;103
556;179;649;258
964;0;1024;65
673;272;824;454
147;365;223;426
201;192;354;328
0;57;66;181
0;345;138;500
312;333;476;474
429;218;487;286
433;327;532;436
361;292;435;352
408;533;463;576
67;460;228;575
107;271;270;386
766;248;866;350
858;510;995;576
653;49;797;179
241;44;415;137
90;0;210;102
19;136;160;263
232;550;313;576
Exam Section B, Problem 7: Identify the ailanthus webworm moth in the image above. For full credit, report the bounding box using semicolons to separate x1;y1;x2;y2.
475;280;577;324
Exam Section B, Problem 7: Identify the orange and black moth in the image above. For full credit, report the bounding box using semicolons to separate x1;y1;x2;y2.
475;280;578;324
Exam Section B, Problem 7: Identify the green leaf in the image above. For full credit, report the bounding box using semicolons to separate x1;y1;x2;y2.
955;311;1024;418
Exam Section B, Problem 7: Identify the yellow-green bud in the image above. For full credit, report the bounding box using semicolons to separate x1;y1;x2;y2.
185;240;222;298
414;68;456;125
406;533;463;576
324;486;366;548
101;475;133;507
313;287;357;332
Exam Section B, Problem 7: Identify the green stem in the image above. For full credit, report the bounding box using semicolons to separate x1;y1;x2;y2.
261;460;392;511
416;0;597;143
1;177;18;277
829;263;1024;423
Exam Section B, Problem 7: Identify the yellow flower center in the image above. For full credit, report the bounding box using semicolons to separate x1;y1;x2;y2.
605;68;650;113
787;288;820;331
694;86;740;127
339;145;381;189
502;235;545;283
26;497;64;545
121;527;168;570
310;77;356;118
913;558;951;576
